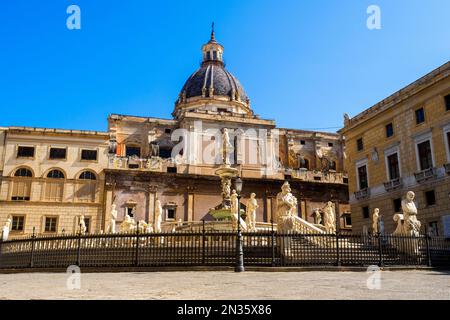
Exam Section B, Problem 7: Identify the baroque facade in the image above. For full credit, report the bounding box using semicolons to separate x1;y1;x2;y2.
340;61;450;236
0;32;349;236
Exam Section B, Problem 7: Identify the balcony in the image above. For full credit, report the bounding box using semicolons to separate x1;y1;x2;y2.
354;188;370;200
384;178;403;192
109;155;164;171
444;163;450;174
414;167;437;183
291;169;348;184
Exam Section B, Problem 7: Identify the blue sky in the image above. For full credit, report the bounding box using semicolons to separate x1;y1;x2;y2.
1;0;449;132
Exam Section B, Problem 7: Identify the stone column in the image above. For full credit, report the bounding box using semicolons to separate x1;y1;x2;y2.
265;196;272;223
187;193;194;222
103;186;114;233
148;188;157;223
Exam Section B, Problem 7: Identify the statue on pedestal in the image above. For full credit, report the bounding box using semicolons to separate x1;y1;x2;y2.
276;181;297;233
79;215;87;234
2;216;12;241
154;199;163;233
109;204;117;234
402;191;421;236
245;193;259;231
323;201;336;234
221;128;234;166
372;208;380;234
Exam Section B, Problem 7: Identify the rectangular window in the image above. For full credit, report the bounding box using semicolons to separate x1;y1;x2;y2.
300;140;306;145
328;142;334;147
11;216;25;231
415;107;425;124
385;123;394;138
126;207;135;218
417;140;433;171
49;147;67;160
126;146;141;158
425;190;436;206
164;128;172;134
447;132;450;158
362;206;370;219
357;165;368;189
81;149;98;161
44;217;58;233
343;214;352;228
387;153;400;180
356;138;364;151
17;146;35;158
167;208;176;220
84;217;90;233
11;180;31;201
445;94;450;111
393;198;402;213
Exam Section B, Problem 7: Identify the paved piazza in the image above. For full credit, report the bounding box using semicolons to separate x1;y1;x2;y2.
0;270;449;300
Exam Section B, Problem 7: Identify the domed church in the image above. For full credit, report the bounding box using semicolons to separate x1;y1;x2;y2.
0;29;350;235
105;29;350;231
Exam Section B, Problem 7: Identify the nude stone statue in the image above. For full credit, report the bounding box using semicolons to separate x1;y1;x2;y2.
2;216;12;241
79;215;87;234
402;191;421;236
221;128;233;166
323;201;336;234
121;214;137;233
372;208;380;234
154;199;163;233
245;193;259;231
109;204;118;233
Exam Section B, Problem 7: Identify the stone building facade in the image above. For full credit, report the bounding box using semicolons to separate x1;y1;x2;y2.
340;61;450;236
0;31;350;236
0;127;109;235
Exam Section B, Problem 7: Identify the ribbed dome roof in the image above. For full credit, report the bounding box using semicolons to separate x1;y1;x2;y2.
180;63;249;102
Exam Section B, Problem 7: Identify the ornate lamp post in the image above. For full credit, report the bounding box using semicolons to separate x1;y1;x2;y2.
235;177;244;272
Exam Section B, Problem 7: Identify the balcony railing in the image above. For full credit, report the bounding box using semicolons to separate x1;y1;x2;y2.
384;178;403;192
414;167;437;183
291;169;348;184
109;155;172;171
354;188;370;200
444;163;450;174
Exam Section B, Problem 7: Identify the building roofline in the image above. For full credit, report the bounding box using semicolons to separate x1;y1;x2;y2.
7;126;109;137
340;60;450;134
108;113;177;124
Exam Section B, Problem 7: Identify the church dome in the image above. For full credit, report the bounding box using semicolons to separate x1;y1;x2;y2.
174;27;251;116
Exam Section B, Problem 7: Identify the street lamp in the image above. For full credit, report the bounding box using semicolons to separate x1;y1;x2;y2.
235;177;244;272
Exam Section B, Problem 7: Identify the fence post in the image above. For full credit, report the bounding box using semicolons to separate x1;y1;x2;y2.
76;226;82;267
30;227;36;268
377;232;384;267
335;230;341;267
425;232;432;267
135;222;140;267
201;220;205;265
0;230;3;266
271;218;275;267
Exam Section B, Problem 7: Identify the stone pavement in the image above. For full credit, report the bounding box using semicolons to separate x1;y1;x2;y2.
0;270;449;300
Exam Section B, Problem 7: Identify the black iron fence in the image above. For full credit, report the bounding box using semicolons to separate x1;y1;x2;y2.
0;230;449;270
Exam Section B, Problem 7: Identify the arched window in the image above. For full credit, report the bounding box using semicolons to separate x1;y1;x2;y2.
11;168;33;201
76;171;97;203
47;169;65;179
79;171;96;180
44;169;65;201
329;160;337;171
300;158;310;170
14;168;33;177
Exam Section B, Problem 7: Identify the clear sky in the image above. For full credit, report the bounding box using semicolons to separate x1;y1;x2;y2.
1;0;449;132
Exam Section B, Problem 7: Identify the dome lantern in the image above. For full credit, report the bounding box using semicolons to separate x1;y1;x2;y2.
201;22;224;66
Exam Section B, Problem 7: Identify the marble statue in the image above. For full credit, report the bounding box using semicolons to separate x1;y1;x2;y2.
109;204;118;233
79;215;87;234
221;128;233;166
245;193;259;231
314;209;322;225
221;177;231;202
230;190;238;214
372;208;380;234
121;214;137;233
154;199;162;233
401;191;421;236
2;216;12;241
323;201;336;234
276;181;297;232
393;214;404;235
230;190;247;230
